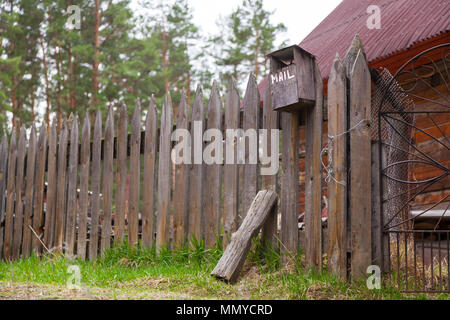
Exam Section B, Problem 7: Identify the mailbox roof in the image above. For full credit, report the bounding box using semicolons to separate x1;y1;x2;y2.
258;0;449;99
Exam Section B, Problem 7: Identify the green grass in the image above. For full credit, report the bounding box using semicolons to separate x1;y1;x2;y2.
0;239;449;300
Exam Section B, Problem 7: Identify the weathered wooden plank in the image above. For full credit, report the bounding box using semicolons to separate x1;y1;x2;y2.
343;35;366;254
305;59;323;271
349;50;372;280
115;105;128;244
31;124;48;255
3;130;17;259
211;190;277;283
327;54;348;280
0;135;8;259
204;82;223;248
142;98;158;248
280;111;299;267
89;110;102;260
43;121;57;250
261;77;279;249
66;116;79;256
156;94;173;250
223;80;240;248
22;127;36;258
101;108;114;256
242;74;260;221
188;87;204;244
371;141;382;270
11;127;26;259
173;92;190;249
54;120;68;253
77;115;90;259
128;103;141;247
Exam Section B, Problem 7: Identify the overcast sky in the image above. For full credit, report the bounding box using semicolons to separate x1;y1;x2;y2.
131;0;343;46
187;0;342;45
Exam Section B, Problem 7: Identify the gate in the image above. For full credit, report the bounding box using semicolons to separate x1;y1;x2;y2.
377;43;450;292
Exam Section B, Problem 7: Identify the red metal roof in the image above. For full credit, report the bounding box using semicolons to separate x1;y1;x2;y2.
258;0;449;97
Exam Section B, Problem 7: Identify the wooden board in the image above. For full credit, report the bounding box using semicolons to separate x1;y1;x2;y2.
101;108;114;256
211;190;277;283
223;80;240;248
261;78;279;249
156;94;173;250
89;110;102;260
115;106;128;244
327;54;348;280
66;116;79;256
204;83;223;248
128;103;141;247
3;130;17;259
188;87;205;244
280;111;299;267
43;121;57;250
0;135;8;259
21;127;36;258
173;92;190;249
305;60;323;271
142;99;158;248
31;125;47;255
77;115;90;259
242;74;260;221
349;50;372;280
54;120;68;253
11;127;26;259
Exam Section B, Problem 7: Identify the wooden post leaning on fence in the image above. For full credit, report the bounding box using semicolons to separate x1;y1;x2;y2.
223;80;240;248
204;82;223;248
327;54;348;280
173;92;190;249
212;190;278;283
156;94;173;251
349;49;372;280
305;59;323;270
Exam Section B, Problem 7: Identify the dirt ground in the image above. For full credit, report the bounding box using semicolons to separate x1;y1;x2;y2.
0;281;194;300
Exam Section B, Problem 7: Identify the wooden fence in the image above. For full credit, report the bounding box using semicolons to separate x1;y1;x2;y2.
0;36;379;282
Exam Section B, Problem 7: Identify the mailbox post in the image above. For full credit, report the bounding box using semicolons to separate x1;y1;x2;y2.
266;45;318;266
267;45;316;112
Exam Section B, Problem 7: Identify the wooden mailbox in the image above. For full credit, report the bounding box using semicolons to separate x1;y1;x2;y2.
267;45;316;112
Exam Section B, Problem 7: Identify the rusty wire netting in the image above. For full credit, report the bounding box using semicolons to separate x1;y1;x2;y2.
372;68;415;230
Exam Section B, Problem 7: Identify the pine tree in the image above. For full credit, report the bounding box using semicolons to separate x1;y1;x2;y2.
210;0;286;89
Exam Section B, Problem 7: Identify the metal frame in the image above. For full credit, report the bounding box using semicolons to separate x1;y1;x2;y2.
378;43;450;292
